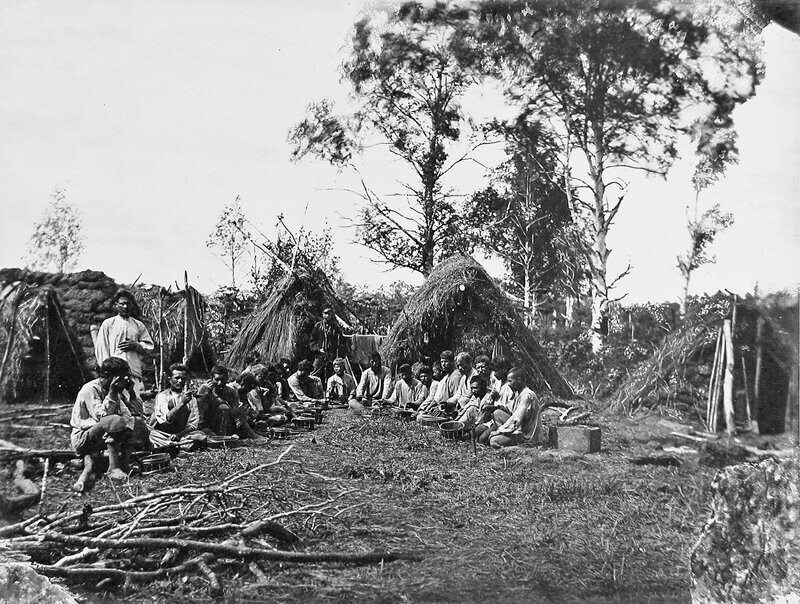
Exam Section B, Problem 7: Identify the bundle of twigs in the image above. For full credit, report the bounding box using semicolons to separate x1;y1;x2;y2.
0;445;421;596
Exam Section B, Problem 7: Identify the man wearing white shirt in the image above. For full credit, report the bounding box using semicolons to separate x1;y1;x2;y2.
94;289;154;396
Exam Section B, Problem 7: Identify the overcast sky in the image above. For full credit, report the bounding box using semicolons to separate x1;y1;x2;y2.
0;1;797;303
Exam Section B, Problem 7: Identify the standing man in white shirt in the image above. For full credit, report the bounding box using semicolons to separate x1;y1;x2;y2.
94;289;155;396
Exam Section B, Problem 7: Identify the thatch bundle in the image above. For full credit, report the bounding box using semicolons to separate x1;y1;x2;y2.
612;293;798;427
224;267;356;371
380;255;574;399
0;282;85;404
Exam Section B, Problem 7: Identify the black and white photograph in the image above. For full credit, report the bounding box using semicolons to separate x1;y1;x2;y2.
0;1;798;602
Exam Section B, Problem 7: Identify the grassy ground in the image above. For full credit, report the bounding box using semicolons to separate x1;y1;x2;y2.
1;402;731;603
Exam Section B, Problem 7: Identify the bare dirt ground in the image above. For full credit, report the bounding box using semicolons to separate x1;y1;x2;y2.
0;401;782;603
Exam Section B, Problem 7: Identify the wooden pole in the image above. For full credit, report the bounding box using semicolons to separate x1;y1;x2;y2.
158;289;164;384
740;355;751;431
753;316;764;414
44;309;50;407
706;328;723;432
722;318;735;435
183;271;189;365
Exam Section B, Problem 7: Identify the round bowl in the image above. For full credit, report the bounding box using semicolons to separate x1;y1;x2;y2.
440;420;466;441
292;416;316;430
418;414;446;428
206;436;241;449
140;452;171;472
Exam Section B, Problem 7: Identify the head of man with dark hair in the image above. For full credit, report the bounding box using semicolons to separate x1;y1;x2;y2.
416;365;433;387
506;367;528;392
296;359;314;376
398;363;413;383
439;350;455;374
112;289;135;319
368;351;382;374
468;374;488;400
475;355;492;380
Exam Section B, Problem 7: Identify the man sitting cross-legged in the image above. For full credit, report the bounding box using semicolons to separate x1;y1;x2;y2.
354;352;392;408
234;369;293;429
483;367;543;448
148;363;204;445
326;357;357;405
197;365;260;439
70;357;138;491
386;363;426;410
455;375;495;436
287;359;325;407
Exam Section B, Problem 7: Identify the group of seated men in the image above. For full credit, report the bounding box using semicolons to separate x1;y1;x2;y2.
69;348;541;491
344;350;542;448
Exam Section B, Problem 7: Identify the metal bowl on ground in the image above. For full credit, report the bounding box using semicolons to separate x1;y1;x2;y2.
440;420;466;441
206;436;241;449
140;452;172;473
391;407;415;421
418;414;446;428
292;416;316;430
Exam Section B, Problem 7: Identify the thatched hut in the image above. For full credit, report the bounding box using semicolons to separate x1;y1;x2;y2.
0;282;86;404
612;293;798;435
380;255;575;399
224;267;357;371
0;268;213;396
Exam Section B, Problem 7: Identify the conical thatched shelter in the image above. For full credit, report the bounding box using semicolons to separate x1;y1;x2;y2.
380;255;574;399
224;267;357;371
0;282;85;404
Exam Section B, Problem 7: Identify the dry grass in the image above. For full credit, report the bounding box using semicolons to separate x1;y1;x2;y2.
0;402;717;603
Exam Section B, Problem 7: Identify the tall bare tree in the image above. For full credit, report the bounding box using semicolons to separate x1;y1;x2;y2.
289;2;484;276
475;0;762;350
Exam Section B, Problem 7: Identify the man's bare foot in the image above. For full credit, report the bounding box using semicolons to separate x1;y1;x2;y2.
106;468;128;482
72;478;88;493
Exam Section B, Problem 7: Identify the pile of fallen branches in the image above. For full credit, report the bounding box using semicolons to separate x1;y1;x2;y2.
0;445;421;596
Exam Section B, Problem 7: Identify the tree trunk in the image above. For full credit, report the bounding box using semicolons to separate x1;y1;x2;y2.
680;272;691;318
564;295;575;328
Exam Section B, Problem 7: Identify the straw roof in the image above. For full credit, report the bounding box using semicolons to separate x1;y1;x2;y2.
612;293;798;415
224;267;356;371
0;282;85;404
380;255;575;399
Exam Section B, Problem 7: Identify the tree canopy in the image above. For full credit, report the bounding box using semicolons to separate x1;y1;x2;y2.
26;187;85;273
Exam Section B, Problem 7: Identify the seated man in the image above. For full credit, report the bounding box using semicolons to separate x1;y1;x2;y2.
326;357;357;404
276;358;298;403
149;363;203;444
287;359;325;406
235;369;292;429
474;355;496;392
387;363;425;410
415;365;440;412
443;352;477;416
70;357;138;491
484;367;542;448
354;352;392;407
490;356;511;395
455;375;494;435
197;365;259;439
